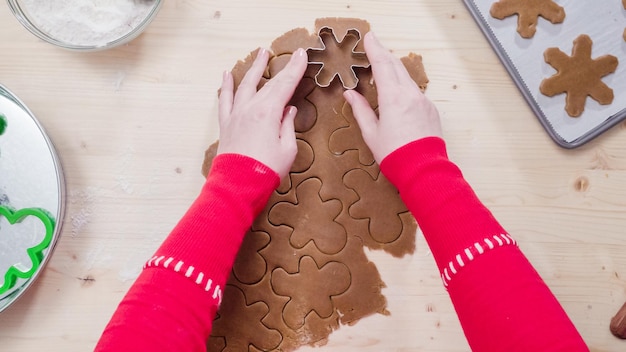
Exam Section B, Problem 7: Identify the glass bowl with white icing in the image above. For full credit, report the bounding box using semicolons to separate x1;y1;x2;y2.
6;0;163;51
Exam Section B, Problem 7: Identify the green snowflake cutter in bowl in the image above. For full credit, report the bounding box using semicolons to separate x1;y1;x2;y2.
0;206;55;296
0;113;6;135
0;113;5;159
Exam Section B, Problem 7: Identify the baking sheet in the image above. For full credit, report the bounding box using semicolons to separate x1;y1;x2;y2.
463;0;626;148
0;84;64;313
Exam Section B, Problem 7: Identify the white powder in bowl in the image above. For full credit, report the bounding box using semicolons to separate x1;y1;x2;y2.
19;0;157;46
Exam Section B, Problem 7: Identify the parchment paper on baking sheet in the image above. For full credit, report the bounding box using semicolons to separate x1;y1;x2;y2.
464;0;626;148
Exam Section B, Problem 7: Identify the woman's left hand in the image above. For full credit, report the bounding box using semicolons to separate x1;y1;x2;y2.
217;48;309;179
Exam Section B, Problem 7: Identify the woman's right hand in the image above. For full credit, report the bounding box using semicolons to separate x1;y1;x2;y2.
343;32;443;164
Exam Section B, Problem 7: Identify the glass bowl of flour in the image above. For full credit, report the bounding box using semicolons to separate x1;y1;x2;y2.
6;0;163;51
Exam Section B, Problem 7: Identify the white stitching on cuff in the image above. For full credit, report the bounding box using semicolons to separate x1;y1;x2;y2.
440;233;518;288
144;256;223;305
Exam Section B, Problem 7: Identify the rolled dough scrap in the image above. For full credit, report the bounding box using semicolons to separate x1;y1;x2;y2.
540;34;618;117
489;0;565;38
202;17;428;351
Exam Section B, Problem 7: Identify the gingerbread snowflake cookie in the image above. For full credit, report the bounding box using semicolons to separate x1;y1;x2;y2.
490;0;565;38
540;34;618;117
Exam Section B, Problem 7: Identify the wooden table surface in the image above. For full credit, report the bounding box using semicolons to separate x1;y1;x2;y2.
1;1;625;351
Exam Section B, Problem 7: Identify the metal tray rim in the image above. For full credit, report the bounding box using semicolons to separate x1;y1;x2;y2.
462;0;626;149
0;83;66;314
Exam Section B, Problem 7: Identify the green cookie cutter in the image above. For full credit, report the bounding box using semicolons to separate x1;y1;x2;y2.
0;113;6;135
0;206;55;296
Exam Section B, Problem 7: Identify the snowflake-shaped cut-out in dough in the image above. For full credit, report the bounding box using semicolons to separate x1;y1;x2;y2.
271;256;350;330
490;0;565;38
268;178;348;255
540;34;618;117
209;285;282;352
307;27;370;89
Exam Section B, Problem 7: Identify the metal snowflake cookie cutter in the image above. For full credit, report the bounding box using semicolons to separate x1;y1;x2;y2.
306;26;371;90
0;206;55;298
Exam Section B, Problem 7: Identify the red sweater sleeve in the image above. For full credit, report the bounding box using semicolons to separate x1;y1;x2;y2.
380;137;588;352
94;154;279;352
